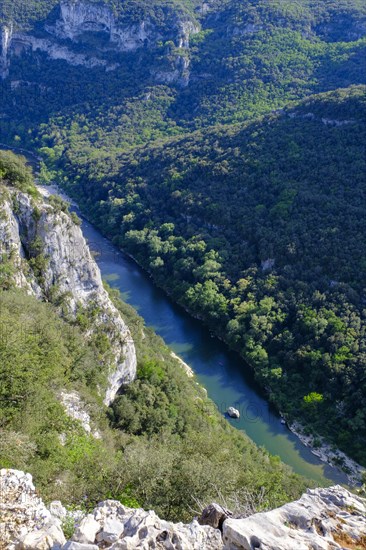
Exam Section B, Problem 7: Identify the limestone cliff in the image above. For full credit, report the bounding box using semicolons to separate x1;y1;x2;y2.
2;469;366;550
0;184;137;407
0;24;13;78
0;0;199;85
50;0;199;51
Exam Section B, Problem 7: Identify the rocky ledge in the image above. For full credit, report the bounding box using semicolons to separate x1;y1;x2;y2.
223;485;366;550
2;469;366;550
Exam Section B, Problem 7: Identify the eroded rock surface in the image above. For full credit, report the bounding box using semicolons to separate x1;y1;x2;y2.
222;485;366;550
2;470;366;550
0;469;65;550
0;0;199;85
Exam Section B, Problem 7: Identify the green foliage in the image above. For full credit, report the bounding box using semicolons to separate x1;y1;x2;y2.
1;0;365;151
0;254;16;291
55;86;366;465
48;194;70;213
61;515;75;540
1;0;365;518
0;150;36;194
105;287;310;520
303;393;324;405
0;289;116;505
0;153;310;517
0;283;309;520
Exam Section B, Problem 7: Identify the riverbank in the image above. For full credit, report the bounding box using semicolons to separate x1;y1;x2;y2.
170;351;195;378
35;182;361;487
288;421;364;486
2;144;363;485
31;184;362;486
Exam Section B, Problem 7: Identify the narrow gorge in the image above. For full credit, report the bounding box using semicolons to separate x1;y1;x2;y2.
0;0;365;547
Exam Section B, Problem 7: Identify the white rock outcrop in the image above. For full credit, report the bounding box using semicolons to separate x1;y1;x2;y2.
0;469;66;550
0;24;13;78
0;193;41;295
2;469;366;550
0;186;137;406
60;391;101;438
53;0;152;52
51;0;198;52
222;485;366;550
9;33;114;70
154;54;192;88
0;470;222;550
1;0;199;83
72;500;223;549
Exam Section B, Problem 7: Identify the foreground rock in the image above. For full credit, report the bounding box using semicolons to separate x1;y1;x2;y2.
199;503;232;530
223;485;366;550
2;469;366;550
0;469;65;550
71;501;223;549
0;470;222;550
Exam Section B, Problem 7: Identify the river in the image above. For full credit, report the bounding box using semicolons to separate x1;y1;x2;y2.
79;213;348;485
3;145;349;485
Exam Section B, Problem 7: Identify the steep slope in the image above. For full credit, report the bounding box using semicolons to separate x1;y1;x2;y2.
0;151;137;404
53;86;366;465
0;0;365;505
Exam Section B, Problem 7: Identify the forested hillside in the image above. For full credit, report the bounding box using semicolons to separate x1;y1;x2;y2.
0;0;365;471
1;0;365;144
43;86;366;466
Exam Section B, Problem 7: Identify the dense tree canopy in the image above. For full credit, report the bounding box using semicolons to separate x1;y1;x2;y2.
51;87;366;465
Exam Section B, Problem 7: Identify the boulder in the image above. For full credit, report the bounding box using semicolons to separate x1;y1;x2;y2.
62;543;99;550
98;517;125;543
72;514;100;544
227;407;240;418
17;532;55;550
0;469;61;549
17;521;66;549
49;501;67;519
199;503;232;530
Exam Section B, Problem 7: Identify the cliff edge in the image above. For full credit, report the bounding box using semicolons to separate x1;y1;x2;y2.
1;469;365;550
0;183;137;406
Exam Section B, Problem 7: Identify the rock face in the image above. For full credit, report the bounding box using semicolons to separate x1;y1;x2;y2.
0;195;40;295
0;24;13;78
0;0;199;84
50;1;198;52
0;470;223;550
52;1;151;51
60;391;101;438
222;485;366;550
199;503;232;531
8;33;114;70
0;185;137;406
72;501;223;549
